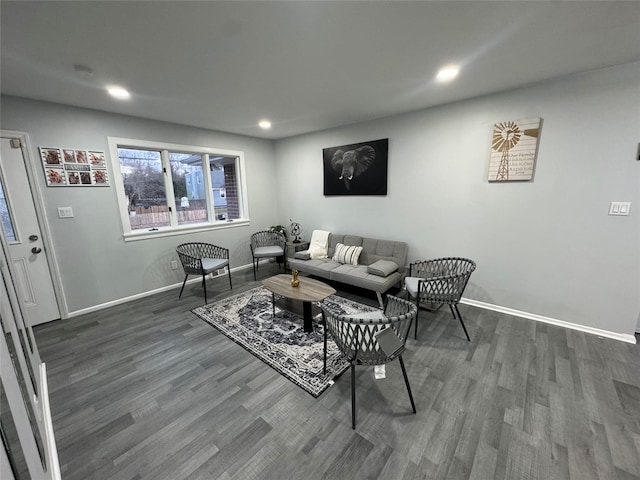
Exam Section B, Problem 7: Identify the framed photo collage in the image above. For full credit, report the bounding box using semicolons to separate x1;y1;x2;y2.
39;147;109;187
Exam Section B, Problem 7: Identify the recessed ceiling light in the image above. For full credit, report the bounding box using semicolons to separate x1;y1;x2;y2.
107;86;131;100
436;66;459;82
258;119;272;129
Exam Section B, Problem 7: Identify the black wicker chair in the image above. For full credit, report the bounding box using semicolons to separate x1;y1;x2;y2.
176;242;232;304
250;230;286;280
404;257;476;341
320;295;417;429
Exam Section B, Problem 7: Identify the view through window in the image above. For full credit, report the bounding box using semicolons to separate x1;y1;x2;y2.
0;179;16;242
110;138;247;238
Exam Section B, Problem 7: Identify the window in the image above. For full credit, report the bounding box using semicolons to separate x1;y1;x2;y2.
108;138;249;240
0;179;17;242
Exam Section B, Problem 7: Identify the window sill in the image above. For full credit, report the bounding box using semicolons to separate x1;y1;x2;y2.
122;219;250;242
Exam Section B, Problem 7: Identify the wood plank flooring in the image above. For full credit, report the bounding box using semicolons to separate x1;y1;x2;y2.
34;264;640;479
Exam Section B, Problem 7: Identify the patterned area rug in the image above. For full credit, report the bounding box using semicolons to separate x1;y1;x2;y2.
192;285;379;397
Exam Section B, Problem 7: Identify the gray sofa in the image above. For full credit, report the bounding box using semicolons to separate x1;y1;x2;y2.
287;233;408;307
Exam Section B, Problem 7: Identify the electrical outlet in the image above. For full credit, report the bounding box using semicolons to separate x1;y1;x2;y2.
609;201;631;216
57;206;74;218
170;260;178;270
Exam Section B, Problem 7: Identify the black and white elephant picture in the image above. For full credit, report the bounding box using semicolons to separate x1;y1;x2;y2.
323;138;388;195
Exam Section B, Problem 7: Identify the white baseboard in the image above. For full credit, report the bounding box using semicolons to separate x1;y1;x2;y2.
67;263;253;318
461;298;637;345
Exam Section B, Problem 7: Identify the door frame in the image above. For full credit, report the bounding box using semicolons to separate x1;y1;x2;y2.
0;129;67;319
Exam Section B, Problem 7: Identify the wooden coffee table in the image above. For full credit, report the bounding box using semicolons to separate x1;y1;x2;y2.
262;274;336;333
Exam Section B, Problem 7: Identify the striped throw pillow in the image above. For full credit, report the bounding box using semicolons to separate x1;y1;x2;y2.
332;243;363;266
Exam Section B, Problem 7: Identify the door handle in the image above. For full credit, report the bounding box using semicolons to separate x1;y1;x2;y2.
31;247;42;254
29;234;39;241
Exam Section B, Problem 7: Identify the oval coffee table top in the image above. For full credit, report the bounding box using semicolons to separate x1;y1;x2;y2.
262;274;336;302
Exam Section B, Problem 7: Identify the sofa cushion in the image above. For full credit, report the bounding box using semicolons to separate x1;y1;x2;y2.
287;258;340;279
294;250;311;260
359;238;408;272
367;259;399;277
330;264;403;293
332;243;363;266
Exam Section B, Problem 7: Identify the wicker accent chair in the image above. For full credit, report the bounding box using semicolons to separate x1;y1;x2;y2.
176;242;232;304
320;295;417;429
250;230;286;280
404;257;476;341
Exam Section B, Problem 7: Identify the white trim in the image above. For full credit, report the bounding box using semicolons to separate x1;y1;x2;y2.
122;218;250;242
203;153;214;223
461;298;637;344
0;155;19;242
66;263;253;317
235;151;250;220
39;362;62;480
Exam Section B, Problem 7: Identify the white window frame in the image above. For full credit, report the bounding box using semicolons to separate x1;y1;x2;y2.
108;137;250;242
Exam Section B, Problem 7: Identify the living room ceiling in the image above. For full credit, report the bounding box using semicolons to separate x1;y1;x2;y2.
1;1;639;140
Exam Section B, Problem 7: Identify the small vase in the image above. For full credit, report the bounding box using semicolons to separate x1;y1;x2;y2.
291;269;300;287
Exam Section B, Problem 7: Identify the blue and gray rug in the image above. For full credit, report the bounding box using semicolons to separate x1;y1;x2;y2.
192;285;379;397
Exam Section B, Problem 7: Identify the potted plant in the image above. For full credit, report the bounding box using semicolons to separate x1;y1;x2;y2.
269;224;288;241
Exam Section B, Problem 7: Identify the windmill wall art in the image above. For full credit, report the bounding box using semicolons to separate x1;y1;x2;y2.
488;118;542;182
323;138;388;195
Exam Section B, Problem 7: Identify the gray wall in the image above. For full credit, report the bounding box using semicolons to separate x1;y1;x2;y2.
274;62;640;337
1;96;278;313
2;62;639;337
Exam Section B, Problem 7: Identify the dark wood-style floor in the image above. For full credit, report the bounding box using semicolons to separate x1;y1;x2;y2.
35;263;640;479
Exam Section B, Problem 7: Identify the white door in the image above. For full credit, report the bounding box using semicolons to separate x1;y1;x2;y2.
1;236;61;480
0;135;60;326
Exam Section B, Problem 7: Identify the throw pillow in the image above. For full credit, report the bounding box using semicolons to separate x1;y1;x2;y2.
332;243;363;266
367;259;399;277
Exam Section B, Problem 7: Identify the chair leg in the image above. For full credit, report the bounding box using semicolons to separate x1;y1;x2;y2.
323;316;328;374
450;304;471;341
178;274;188;298
253;258;257;281
414;300;420;339
398;355;416;413
376;292;384;310
202;274;207;304
351;363;357;429
227;267;233;290
271;292;275;318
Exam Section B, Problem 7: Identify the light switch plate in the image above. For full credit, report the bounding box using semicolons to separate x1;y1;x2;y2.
608;201;631;216
57;206;74;218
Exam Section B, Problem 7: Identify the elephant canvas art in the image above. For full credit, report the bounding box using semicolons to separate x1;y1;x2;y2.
323;138;388;195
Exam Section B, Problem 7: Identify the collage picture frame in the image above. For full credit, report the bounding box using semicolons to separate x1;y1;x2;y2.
40;147;109;187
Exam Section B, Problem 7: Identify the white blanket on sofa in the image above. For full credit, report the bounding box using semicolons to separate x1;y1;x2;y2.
308;230;330;259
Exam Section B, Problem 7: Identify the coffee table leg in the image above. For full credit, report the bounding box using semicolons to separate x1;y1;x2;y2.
302;301;312;333
272;292;276;317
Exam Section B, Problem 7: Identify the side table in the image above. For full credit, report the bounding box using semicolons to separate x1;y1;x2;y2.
285;241;309;270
